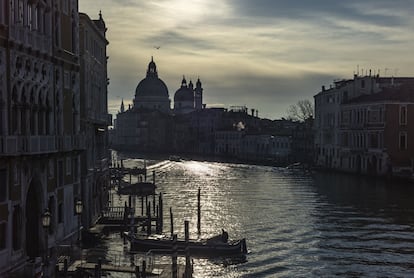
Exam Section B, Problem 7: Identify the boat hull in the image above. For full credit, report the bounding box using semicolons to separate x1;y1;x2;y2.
125;234;247;257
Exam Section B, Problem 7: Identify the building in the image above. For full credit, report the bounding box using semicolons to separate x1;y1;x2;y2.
174;77;203;114
339;84;414;177
113;58;205;152
133;57;170;113
79;12;110;230
0;0;81;276
0;2;110;277
314;73;414;176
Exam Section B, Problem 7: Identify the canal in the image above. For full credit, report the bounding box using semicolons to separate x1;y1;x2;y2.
101;153;414;277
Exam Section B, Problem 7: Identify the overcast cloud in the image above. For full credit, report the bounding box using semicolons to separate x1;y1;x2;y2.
80;0;414;119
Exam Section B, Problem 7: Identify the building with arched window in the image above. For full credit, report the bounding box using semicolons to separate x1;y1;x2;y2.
0;2;110;277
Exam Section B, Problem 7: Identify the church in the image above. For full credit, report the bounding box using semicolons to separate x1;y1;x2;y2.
113;57;205;151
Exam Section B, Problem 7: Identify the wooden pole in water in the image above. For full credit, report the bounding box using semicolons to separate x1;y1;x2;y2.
197;188;201;236
145;196;148;215
159;193;163;233
170;207;174;237
184;220;189;242
155;205;159;234
147;203;151;236
141;195;144;216
152;194;156;214
172;234;178;278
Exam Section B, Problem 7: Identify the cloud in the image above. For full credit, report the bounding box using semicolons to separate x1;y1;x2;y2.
80;0;414;120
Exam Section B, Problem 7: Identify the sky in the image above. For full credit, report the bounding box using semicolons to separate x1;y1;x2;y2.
79;0;414;120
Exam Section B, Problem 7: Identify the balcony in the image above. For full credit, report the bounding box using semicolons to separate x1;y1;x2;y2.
10;25;52;54
0;135;57;156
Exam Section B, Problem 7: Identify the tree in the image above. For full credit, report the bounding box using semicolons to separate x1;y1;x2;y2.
286;99;314;122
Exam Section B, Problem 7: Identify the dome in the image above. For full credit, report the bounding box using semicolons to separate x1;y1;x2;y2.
135;58;169;98
135;77;169;98
174;77;194;102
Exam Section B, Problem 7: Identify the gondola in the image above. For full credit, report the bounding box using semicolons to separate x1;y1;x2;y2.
124;232;247;257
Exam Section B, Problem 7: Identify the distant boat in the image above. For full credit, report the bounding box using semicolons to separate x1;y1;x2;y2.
124;231;247;257
169;155;181;162
117;180;156;196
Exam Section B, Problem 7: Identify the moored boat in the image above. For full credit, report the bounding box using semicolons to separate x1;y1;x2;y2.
124;232;247;257
117;180;156;196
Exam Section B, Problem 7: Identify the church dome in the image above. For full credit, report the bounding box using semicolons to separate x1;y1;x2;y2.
174;77;194;102
135;58;169;98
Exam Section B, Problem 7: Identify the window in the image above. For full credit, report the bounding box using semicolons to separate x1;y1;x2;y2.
0;0;5;25
66;157;71;175
400;105;407;125
72;158;78;181
49;159;54;179
0;222;5;250
64;71;70;89
58;202;63;223
12;205;22;250
399;132;407;150
0;169;6;202
62;0;69;14
58;160;63;187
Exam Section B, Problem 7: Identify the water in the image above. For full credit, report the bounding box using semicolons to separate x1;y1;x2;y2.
101;154;414;277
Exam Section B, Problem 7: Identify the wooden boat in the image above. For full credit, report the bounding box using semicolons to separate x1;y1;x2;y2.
169;155;181;162
124;232;247;257
117;181;156;196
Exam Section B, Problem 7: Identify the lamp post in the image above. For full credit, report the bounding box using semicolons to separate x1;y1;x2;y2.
75;200;83;246
42;209;51;278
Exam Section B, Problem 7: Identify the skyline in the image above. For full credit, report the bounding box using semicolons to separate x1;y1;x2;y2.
79;0;414;120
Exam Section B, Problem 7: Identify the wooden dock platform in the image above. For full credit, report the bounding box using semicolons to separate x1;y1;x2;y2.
65;260;186;277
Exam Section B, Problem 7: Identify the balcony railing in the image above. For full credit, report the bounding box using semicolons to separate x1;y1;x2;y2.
0;135;86;156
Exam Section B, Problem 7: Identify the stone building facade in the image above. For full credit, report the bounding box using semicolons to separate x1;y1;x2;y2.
314;74;414;176
0;1;109;277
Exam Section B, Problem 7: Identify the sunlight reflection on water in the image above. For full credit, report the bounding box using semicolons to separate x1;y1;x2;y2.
104;154;414;277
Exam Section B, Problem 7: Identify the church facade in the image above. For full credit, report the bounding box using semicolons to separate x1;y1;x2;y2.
113;58;205;151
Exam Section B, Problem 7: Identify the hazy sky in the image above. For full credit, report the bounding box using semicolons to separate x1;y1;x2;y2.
79;0;414;119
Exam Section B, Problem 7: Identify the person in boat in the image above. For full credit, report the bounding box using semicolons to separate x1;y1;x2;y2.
221;229;229;243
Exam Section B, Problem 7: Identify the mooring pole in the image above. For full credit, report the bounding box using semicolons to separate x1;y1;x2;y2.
152;194;156;214
170;207;174;237
172;234;178;278
141;195;144;216
159;193;163;233
197;188;201;236
147;203;151;236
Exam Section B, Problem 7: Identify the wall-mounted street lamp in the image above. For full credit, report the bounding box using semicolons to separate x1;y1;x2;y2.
42;209;51;278
75;200;83;245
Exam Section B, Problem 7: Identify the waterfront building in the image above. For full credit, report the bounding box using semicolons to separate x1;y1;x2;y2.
0;2;110;276
0;0;80;276
79;12;110;229
339;83;414;176
314;74;414;175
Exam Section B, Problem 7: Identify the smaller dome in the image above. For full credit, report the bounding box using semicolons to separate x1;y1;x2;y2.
174;77;194;102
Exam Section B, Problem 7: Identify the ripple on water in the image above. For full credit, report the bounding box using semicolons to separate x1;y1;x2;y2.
105;155;414;277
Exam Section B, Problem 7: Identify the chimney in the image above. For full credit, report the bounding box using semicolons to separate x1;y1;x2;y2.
322;86;325;92
251;109;255;116
256;110;259;118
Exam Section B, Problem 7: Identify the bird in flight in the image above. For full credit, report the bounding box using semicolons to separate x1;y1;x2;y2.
154;46;161;49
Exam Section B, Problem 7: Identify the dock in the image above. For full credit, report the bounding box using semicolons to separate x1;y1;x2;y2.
60;260;186;277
